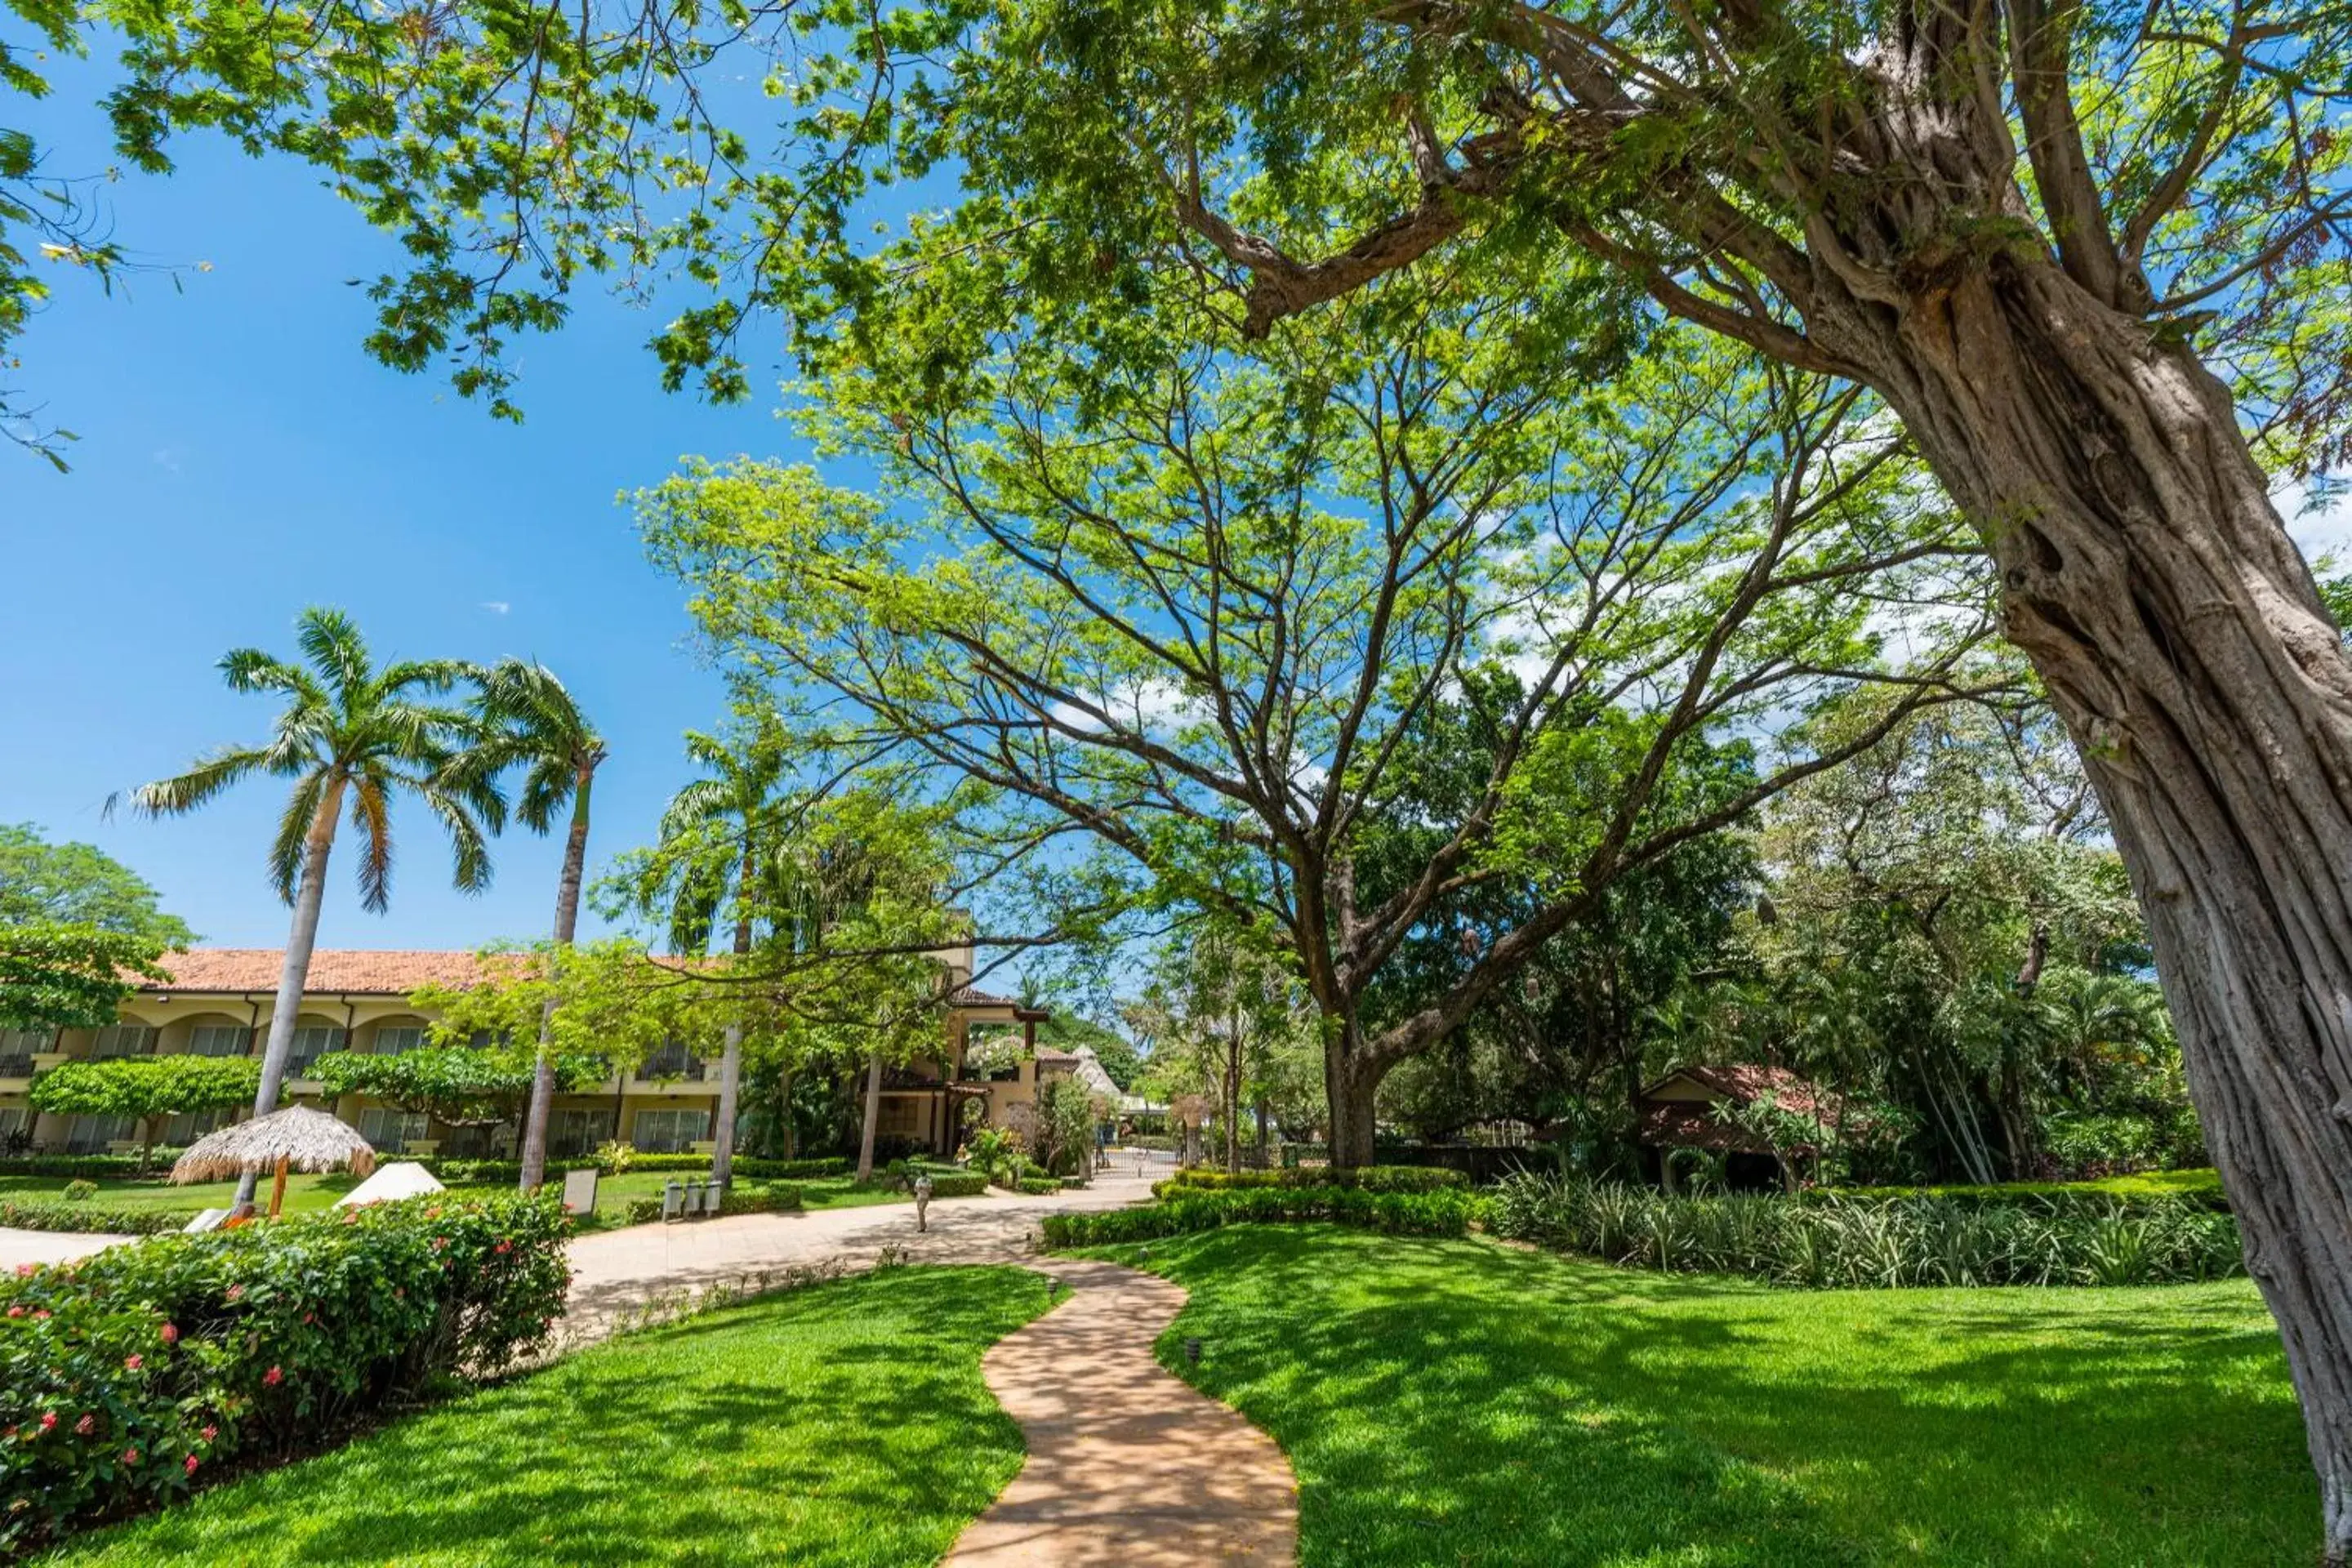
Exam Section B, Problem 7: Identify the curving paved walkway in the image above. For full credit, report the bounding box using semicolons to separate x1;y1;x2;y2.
942;1258;1298;1566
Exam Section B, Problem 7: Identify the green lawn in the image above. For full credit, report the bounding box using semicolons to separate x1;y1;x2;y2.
44;1264;1050;1567
0;1169;915;1228
0;1172;361;1215
1097;1225;2315;1566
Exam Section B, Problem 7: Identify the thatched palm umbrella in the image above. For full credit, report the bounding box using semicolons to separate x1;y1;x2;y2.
172;1106;379;1218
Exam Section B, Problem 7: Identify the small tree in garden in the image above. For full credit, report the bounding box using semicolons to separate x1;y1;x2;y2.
311;1047;605;1148
27;1056;260;1168
1031;1077;1103;1179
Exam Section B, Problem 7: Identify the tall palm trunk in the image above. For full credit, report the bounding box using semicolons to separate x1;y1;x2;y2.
711;893;753;1195
856;1050;884;1182
236;780;341;1213
519;766;595;1192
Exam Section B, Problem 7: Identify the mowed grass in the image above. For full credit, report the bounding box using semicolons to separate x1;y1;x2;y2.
43;1264;1050;1567
1098;1226;2315;1567
0;1170;915;1227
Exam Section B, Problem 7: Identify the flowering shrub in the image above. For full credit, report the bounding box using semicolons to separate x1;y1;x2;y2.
1042;1187;1476;1248
0;1192;569;1552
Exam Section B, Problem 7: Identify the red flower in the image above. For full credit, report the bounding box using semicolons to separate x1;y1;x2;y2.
262;1365;283;1388
122;1447;138;1466
185;1454;200;1475
30;1310;48;1321
301;1312;315;1325
493;1240;512;1255
5;1306;22;1318
159;1323;180;1345
36;1413;55;1432
200;1424;217;1442
124;1354;144;1371
74;1414;94;1437
225;1285;244;1303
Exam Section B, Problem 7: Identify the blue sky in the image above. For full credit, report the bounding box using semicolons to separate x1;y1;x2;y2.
5;56;806;951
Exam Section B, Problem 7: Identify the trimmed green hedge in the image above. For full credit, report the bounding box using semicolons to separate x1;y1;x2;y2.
1043;1187;1477;1248
1013;1176;1062;1196
0;1155;190;1181
1152;1165;1470;1200
1488;1172;2244;1288
621;1182;805;1225
916;1172;989;1199
0;1199;191;1236
1;1192;570;1553
1815;1168;2229;1214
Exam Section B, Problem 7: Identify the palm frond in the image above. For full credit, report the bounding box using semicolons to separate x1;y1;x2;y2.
293;608;372;709
270;772;332;904
220;648;327;707
127;747;274;819
349;772;395;914
416;779;494;895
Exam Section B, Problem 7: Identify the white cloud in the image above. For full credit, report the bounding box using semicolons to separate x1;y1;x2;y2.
479;600;511;616
2277;479;2352;565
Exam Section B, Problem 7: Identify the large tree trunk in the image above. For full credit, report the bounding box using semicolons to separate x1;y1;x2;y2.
237;782;341;1214
1833;256;2352;1557
1324;1017;1382;1169
519;766;595;1193
855;1050;884;1183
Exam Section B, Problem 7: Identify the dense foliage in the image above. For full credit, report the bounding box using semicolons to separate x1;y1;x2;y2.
0;925;173;1033
0;1199;189;1236
310;1047;603;1130
0;1193;570;1552
0;827;194;946
1485;1173;2244;1290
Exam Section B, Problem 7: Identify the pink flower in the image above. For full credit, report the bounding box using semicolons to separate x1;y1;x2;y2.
121;1447;138;1465
124;1354;144;1371
6;1306;22;1318
30;1310;47;1321
14;1263;33;1277
36;1413;55;1432
224;1285;244;1303
74;1414;94;1437
199;1424;217;1442
301;1312;315;1325
184;1454;200;1475
262;1365;283;1388
493;1240;512;1255
159;1323;179;1346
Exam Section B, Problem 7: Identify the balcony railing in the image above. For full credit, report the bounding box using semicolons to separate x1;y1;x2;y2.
0;1055;34;1078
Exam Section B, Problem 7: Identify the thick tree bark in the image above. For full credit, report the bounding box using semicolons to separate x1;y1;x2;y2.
519;765;595;1192
1825;256;2352;1557
237;780;341;1214
1324;1015;1383;1169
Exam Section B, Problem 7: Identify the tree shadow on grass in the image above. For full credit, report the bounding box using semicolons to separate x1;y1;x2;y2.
47;1266;1048;1568
1116;1227;2314;1567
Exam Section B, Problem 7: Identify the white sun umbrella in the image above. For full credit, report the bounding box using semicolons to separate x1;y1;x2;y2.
334;1161;446;1208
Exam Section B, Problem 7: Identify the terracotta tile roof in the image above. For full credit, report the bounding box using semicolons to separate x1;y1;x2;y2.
1635;1063;1843;1154
947;984;1020;1009
146;950;497;996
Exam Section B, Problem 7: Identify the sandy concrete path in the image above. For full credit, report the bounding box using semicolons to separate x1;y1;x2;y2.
559;1169;1163;1340
942;1258;1298;1567
0;1227;131;1270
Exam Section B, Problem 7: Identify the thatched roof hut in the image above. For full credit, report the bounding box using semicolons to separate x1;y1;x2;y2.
171;1106;378;1187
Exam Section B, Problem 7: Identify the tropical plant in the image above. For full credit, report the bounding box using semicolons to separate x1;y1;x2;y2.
121;608;504;1209
310;1046;604;1133
457;660;607;1192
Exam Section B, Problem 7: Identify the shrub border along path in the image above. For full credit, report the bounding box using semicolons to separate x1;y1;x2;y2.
942;1258;1298;1567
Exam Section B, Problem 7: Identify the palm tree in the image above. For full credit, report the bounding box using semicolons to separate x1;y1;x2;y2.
650;724;795;1195
466;659;607;1192
123;608;503;1212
